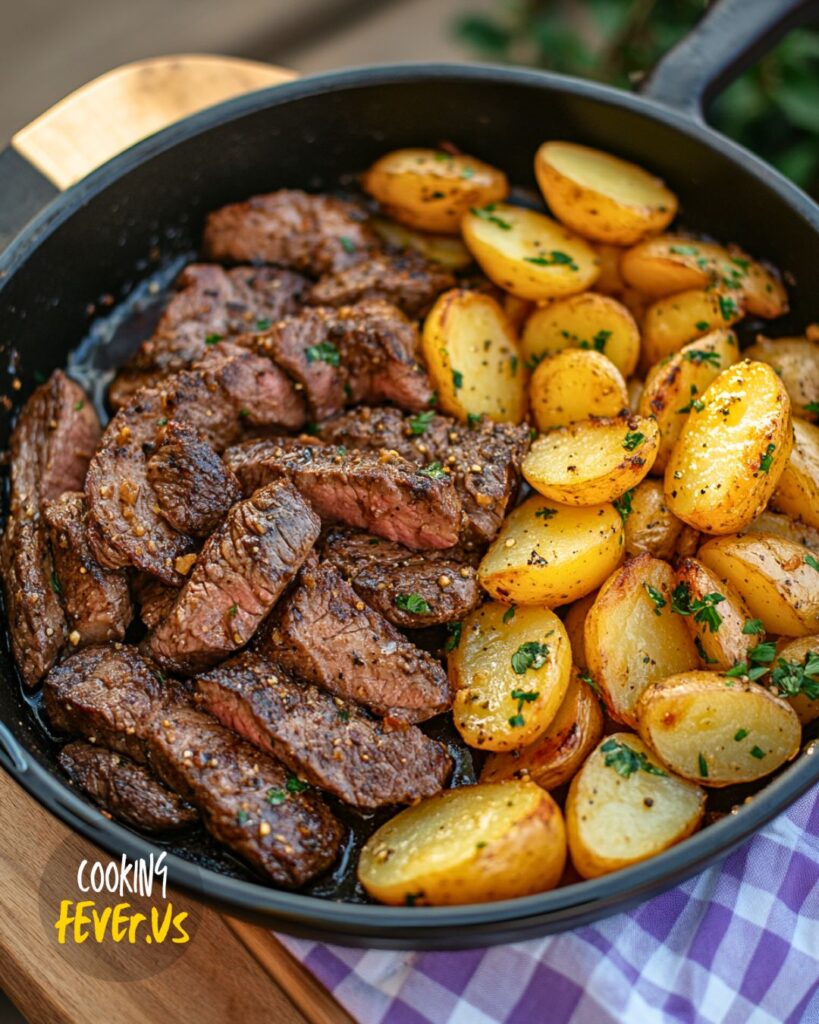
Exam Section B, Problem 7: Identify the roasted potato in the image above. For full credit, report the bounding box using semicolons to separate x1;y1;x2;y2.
624;480;686;561
772;636;819;725
566;732;705;878
674;557;757;671
584;554;699;726
449;602;572;751
592;243;627;295
478;495;623;607
627;377;644;412
772;418;819;529
362;148;508;234
664;360;793;534
698;534;819;637
636;672;801;786
358;780;566;905
534;142;678;245
620;286;651;325
530;348;628;432
503;293;535;332
370;216;474;270
461;203;600;301
481;667;604;789
638;329;740;475
620;236;788;318
739;510;819;552
422;289;527;424
522;414;658;505
744;334;819;424
641;289;744;368
563;591;597;669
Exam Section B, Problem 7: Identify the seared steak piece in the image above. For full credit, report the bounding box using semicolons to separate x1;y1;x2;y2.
44;492;132;647
145;481;320;673
224;439;461;550
320;527;481;627
203;189;377;276
308;252;454;319
259;561;453;726
1;371;101;686
146;421;242;536
320;407;531;545
197;653;452;809
58;741;198;832
133;574;179;631
147;705;343;887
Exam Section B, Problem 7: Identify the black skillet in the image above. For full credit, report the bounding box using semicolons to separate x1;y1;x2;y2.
0;0;818;949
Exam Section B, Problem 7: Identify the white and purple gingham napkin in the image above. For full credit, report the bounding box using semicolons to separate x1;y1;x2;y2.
278;785;819;1024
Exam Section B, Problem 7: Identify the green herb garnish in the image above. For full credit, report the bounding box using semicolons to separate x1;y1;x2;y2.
613;489;634;525
205;333;222;345
339;236;356;254
266;789;286;806
758;443;776;474
698;753;709;778
623;431;645;452
601;738;667;778
471;204;511;230
684;349;720;366
511;641;550;675
395;592;432;615
734;728;749;742
524;251;579;271
742;619;765;635
418;462;446;479
305;341;340;366
644;583;666;615
408;410;435;436
445;621;462;652
502;606;516;624
286;776;308;794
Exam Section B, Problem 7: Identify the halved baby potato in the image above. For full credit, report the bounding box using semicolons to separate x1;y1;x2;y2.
358;780;566;905
563;591;598;669
530;348;628;432
743;334;819;424
522;414;658;505
624;479;687;561
664;359;793;534
636;672;801;786
641;288;744;368
478;495;623;607
674;556;757;671
370;216;474;270
771;417;819;530
449;602;572;752
481;667;604;789
422;289;527;424
362;147;508;234
566;732;705;879
461;203;600;301
521;292;640;377
534;142;678;245
592;243;627;295
739;510;819;552
772;636;819;726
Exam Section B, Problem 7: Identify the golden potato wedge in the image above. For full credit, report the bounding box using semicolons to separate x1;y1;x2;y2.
481;667;604;789
641;289;744;368
698;534;819;637
584;554;699;726
673;557;757;671
772;636;819;725
772;418;819;529
530;348;628;432
638;329;740;475
370;216;474;270
478;495;623;607
362;147;508;234
636;672;801;786
566;732;705;879
563;591;598;669
592;243;627;295
534;142;678;245
744;335;819;424
422;289;527;424
358;780;566;905
521;293;639;377
664;360;793;534
523;415;658;505
461;203;600;301
739;510;819;552
449;602;572;752
624;480;686;561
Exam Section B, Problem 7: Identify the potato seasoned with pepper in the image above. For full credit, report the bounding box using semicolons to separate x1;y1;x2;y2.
534;142;678;245
771;418;819;530
566;733;705;879
461;203;599;301
522;415;658;506
358;781;566;905
422;289;527;424
673;557;757;671
664;360;793;534
624;480;686;561
478;495;624;606
641;289;744;368
739;510;819;551
744;334;819;424
530;348;628;432
362;148;508;234
370;216;474;270
636;672;801;787
563;591;598;669
449;603;572;751
771;637;819;725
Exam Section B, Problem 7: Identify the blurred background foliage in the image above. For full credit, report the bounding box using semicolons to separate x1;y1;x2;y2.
454;0;819;198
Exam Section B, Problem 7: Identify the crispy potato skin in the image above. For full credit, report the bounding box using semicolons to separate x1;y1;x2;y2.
530;348;628;432
739;511;819;551
698;534;819;637
641;289;744;368
370;217;474;270
636;672;801;786
674;557;756;671
563;591;598;669
771;418;819;530
744;336;819;424
774;636;819;725
593;243;627;295
566;732;705;879
624;480;685;561
358;781;566;905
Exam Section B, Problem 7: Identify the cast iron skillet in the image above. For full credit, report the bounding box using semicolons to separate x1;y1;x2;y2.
0;0;818;949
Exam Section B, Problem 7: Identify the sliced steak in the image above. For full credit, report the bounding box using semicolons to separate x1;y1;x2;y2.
320;407;531;545
58;741;198;832
224;439;461;550
203;189;377;276
44;492;132;647
197;652;452;809
146;421;242;536
145;481;320;674
320;527;481;627
133;574;179;631
259;561;453;727
147;705;343;887
308;252;454;319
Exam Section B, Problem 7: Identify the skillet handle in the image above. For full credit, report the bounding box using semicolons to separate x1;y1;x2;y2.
641;0;819;117
0;54;294;250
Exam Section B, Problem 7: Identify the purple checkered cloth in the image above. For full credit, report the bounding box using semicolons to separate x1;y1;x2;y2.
278;785;819;1024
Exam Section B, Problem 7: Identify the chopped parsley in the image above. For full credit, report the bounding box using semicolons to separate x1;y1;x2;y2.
452;368;464;390
535;507;558;521
419;462;446;479
467;412;482;427
695;636;717;664
614;489;634;525
238;407;250;419
337;708;350;723
461;166;475;180
725;641;777;681
805;554;819;572
404;892;424;906
750;746;766;760
74;399;85;411
408;410;435;436
698;753;709;778
694;320;710;332
286;776;309;794
339;236;357;254
601;738;667;778
677;385;705;414
770;652;819;701
445;621;462;652
670;583;725;632
717;295;739;321
255;318;271;331
470;204;511;230
156;417;168;427
579;329;611;353
579;670;601;698
508;687;539;727
502;606;516;624
305;341;340;366
236;810;250;825
228;603;238;617
734;728;749;741
758;443;776;474
684;349;720;366
511;641;549;675
395;592;432;615
669;244;700;256
742;619;765;635
266;789;286;806
509;354;519;375
644;583;666;615
204;333;222;345
804;401;819;415
524;251;579;271
50;572;61;595
623;431;645;452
